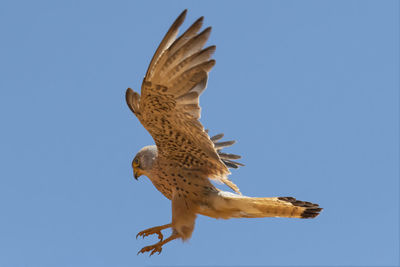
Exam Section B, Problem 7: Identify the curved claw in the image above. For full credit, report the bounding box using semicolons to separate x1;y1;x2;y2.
136;229;164;241
137;244;163;256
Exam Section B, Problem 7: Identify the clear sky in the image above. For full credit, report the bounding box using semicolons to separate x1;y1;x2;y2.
0;0;398;266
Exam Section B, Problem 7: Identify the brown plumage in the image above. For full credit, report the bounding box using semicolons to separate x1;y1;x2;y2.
126;10;322;256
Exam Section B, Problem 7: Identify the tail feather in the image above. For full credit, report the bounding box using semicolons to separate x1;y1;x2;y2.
277;197;322;218
200;191;322;219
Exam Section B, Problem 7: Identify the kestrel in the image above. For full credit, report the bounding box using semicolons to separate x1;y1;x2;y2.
126;10;322;256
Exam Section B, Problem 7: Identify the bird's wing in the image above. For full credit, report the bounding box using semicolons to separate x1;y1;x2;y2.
126;10;240;193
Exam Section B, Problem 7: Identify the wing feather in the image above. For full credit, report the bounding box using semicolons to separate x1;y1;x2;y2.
168;62;214;97
153;27;212;83
165;45;216;82
145;9;187;80
168;16;204;55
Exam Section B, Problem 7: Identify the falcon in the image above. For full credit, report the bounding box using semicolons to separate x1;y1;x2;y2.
126;9;322;256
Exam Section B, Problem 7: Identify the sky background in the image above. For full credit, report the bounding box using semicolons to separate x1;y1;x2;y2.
0;0;398;266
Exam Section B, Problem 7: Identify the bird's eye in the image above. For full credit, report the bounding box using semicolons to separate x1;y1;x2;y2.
133;158;139;165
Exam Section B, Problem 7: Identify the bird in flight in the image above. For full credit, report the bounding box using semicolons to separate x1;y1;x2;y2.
126;9;322;256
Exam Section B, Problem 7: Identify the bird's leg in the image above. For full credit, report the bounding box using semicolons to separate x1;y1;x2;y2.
136;223;172;241
137;232;180;256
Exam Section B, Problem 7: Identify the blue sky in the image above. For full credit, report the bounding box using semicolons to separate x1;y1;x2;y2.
0;0;398;266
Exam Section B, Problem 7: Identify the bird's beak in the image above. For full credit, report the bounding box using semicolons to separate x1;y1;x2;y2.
132;162;142;180
134;169;139;180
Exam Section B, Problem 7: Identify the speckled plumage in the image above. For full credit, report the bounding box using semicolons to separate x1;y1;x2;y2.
126;10;322;256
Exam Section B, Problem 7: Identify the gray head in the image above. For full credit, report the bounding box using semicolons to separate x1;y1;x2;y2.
132;145;158;179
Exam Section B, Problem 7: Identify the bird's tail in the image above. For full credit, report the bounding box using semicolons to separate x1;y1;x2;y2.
200;191;322;219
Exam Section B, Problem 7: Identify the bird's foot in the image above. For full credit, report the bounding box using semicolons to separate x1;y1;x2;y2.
136;231;179;257
137;243;163;256
136;227;164;241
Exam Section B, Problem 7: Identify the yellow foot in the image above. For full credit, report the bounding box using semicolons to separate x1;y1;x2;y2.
136;232;179;257
136;228;163;241
137;244;162;256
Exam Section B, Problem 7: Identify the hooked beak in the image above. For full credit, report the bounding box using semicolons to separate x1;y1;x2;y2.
134;169;139;180
132;162;142;180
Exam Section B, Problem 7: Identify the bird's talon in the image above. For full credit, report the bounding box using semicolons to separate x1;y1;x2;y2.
138;244;162;256
136;229;164;241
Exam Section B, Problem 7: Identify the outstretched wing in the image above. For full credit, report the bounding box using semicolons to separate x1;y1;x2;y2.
126;10;239;193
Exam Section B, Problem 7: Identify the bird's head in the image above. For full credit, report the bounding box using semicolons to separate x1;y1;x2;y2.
132;145;157;180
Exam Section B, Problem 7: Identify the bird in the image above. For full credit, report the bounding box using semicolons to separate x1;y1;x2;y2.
125;9;322;256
